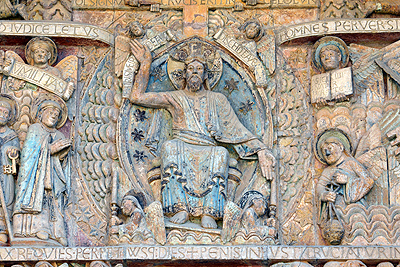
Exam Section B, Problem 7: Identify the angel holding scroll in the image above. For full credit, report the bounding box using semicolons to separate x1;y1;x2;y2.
0;37;76;102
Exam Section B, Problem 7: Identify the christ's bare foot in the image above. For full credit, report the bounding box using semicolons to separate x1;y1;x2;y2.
201;215;217;229
170;211;189;224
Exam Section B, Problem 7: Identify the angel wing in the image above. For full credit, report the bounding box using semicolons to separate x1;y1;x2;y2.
56;55;78;83
4;50;24;63
1;51;26;93
257;29;276;75
355;122;388;205
375;40;400;97
115;35;132;78
349;44;385;102
144;201;166;245
357;146;387;179
350;39;400;103
221;201;242;244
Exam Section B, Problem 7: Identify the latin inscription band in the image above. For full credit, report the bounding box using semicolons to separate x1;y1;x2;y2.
277;18;400;44
0;21;114;45
0;246;399;261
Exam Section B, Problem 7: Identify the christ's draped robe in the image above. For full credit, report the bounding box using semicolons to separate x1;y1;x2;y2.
159;90;267;219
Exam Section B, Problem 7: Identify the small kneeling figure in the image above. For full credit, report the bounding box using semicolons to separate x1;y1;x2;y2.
110;191;154;244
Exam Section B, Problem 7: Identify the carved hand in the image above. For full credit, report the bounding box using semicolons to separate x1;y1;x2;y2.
334;172;348;184
63;82;75;100
111;215;122;226
257;149;276;181
315;97;328;108
334;93;348;103
6;147;19;159
130;40;152;65
50;139;72;155
0;54;12;74
323;192;337;203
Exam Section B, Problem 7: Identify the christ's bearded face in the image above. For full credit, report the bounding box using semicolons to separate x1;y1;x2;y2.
185;60;205;92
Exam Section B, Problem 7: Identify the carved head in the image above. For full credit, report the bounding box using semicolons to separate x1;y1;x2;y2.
184;57;209;92
121;190;145;216
315;128;352;165
320;45;342;71
121;195;143;216
127;21;145;38
25;37;57;66
168;41;222;91
321;137;345;165
35;262;54;267
241;20;263;41
0;101;11;127
239;190;268;218
39;102;62;129
0;94;18;127
252;197;267;217
89;261;111;267
312;36;348;73
33;95;67;129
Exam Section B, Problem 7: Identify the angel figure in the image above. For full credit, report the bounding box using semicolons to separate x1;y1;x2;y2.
311;36;352;107
115;18;179;98
239;19;275;78
221;191;276;244
0;37;76;102
0;0;17;18
346;39;400;204
315;128;388;244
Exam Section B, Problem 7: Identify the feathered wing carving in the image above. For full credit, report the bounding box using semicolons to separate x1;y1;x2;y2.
349;44;385;102
2;51;26;92
357;146;387;179
1;51;34;146
115;35;132;78
273;49;314;245
56;55;78;83
4;50;24;63
350;39;400;103
73;50;117;245
353;122;388;205
257;29;276;76
377;42;400;91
